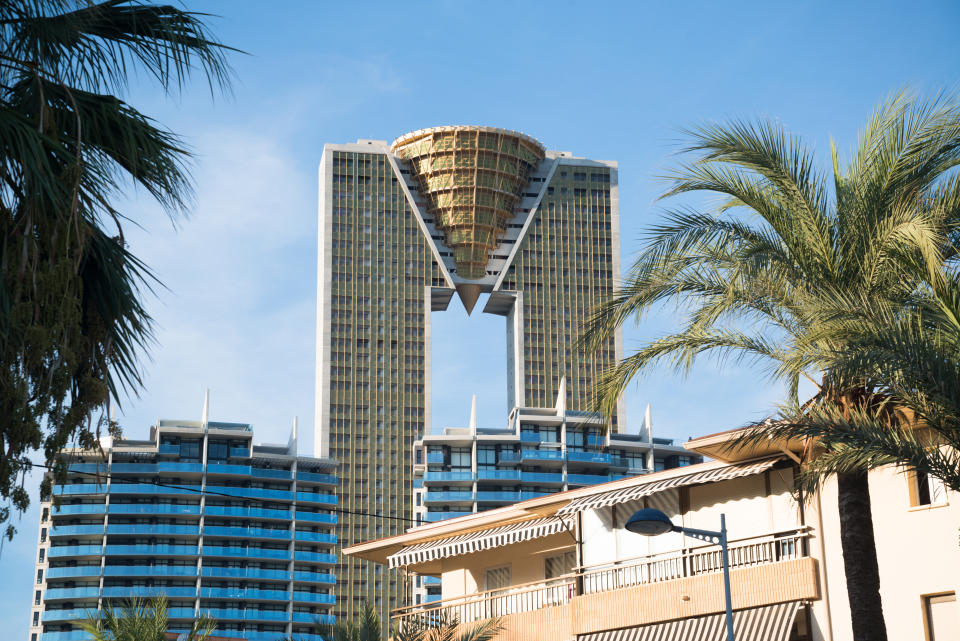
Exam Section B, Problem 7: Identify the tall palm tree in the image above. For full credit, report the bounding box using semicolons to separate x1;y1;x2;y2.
0;1;233;538
393;610;503;641
80;596;216;641
311;602;383;641
579;91;960;641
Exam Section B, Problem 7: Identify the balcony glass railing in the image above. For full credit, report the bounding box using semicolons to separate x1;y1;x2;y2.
168;607;199;618
50;524;104;537
103;483;204;495
108;503;201;515
422;471;474;482
52;503;107;515
204;525;292;540
567;473;612;485
202;546;291;560
207;486;293;501
229;447;251;458
295;511;337;524
293;550;337;564
477;469;520;481
294;531;337;544
252;467;293;480
422;511;472;522
296;471;337;485
48;544;102;557
521;448;563;461
110;463;158;474
423;491;475;503
46;565;102;579
292;612;336;624
44;587;100;600
204;505;290;520
105;544;198;556
201;566;289;580
42;631;94;641
295;492;337;505
293;571;336;584
67;463;107;474
422;576;442;586
104;565;198;577
519;472;564;483
200;608;287;621
201;587;289;600
293;592;336;604
157;461;204;474
565;451;612;464
519;491;552;500
101;586;197;598
42;609;93;622
476;491;522;502
207;463;251;475
53;483;107;495
106;524;199;536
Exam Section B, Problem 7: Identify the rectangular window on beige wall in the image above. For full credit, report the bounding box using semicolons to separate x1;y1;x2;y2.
484;565;511;591
923;592;957;640
910;469;947;507
545;551;576;580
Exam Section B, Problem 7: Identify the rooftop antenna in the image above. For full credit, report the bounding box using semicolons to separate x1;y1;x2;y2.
469;395;477;433
201;388;210;428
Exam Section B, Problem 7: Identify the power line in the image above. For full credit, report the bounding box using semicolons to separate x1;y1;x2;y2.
34;462;419;524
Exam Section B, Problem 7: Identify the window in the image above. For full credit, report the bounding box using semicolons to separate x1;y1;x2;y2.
180;439;201;460
207;440;228;461
32;611;39;626
40;528;46;543
923;593;957;640
38;549;44;563
34;590;40;606
545;551;576;580
36;570;42;585
477;446;496;469
484;565;511;591
911;469;947;507
450;448;471;470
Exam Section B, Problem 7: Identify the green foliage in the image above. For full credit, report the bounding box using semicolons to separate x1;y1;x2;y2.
79;595;216;641
311;602;383;641
393;610;503;641
0;1;233;538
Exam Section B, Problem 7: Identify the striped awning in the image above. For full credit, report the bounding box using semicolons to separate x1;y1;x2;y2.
388;517;570;569
577;601;800;641
557;457;782;516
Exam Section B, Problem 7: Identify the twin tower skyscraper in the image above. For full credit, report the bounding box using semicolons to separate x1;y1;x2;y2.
314;127;622;620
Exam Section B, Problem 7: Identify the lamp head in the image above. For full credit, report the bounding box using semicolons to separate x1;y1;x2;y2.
625;508;676;536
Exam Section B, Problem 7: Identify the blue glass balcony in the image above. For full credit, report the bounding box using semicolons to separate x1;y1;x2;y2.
422;471;475;482
252;467;293;480
566;409;602;419
47;565;102;579
567;473;612;485
422;511;471;522
229;447;251;458
104;483;204;495
295;492;337;505
104;565;198;577
424;593;442;603
67;463;107;474
158;444;180;455
520;472;564;483
200;608;287;621
423;491;474;503
292;612;336;624
202;566;289;581
414;479;423;489
108;503;201;515
204;525;291;540
422;576;442;586
496;451;521;464
207;463;251;475
296;471;337;485
520;491;552;500
293;571;336;584
203;546;291;560
157;461;204;474
293;550;337;564
566;450;612;465
105;544;198;556
43;609;94;622
110;463;158;474
520;431;541;443
42;631;94;641
50;524;104;537
291;632;337;641
53;483;106;495
168;607;198;618
521;448;563;462
45;587;100;600
294;531;337;544
477;469;520;481
201;587;289;600
425;451;445;465
295;511;337;524
101;586;197;598
52;503;106;515
475;491;521;502
106;524;199;536
204;505;290;520
293;591;336;604
208;486;293;501
48;544;102;557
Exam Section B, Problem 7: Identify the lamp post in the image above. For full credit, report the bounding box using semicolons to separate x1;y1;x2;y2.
624;508;735;641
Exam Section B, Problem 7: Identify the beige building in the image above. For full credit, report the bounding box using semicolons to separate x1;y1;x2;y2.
345;427;959;641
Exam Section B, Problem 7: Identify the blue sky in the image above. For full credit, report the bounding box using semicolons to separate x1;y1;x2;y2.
6;0;960;634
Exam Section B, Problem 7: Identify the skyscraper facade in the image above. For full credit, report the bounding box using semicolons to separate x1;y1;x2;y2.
315;126;624;621
30;415;337;641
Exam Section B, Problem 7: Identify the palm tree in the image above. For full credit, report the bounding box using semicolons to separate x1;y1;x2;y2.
80;596;216;641
393;610;502;641
579;91;960;641
310;602;383;641
0;1;233;538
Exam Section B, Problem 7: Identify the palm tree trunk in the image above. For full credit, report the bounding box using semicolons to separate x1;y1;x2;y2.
836;471;887;641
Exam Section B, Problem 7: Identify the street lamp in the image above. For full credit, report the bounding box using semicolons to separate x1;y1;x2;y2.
625;508;735;641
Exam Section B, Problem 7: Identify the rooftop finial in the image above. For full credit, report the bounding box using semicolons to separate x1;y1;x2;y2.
202;388;210;426
469;395;478;433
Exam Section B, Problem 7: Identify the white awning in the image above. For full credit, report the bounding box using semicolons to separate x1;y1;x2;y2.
388;517;571;569
557;457;782;516
577;601;801;641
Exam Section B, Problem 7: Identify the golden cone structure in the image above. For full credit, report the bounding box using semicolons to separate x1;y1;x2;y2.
392;126;546;307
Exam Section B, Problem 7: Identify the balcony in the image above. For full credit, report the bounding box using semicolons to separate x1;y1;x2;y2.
108;503;201;515
208;486;293;501
101;586;197;598
392;529;816;639
520;448;563;463
476;491;522;503
42;609;93;622
44;587;100;600
567;473;612;486
519;472;563;484
168;607;199;618
50;524;104;537
201;565;289;580
422;471;475;483
477;469;520;481
294;570;336;584
200;608;287;622
422;511;472;522
158;443;180;455
207;463;251;476
202;546;291;560
110;463;158;474
296;471;336;484
295;531;338;544
293;591;337;604
52;503;106;515
104;565;198;577
46;565;102;579
252;466;293;480
201;587;289;600
158;461;204;474
294;550;337;564
295;511;337;525
295;491;337;505
106;524;199;536
48;544;102;557
42;632;95;641
292;612;336;624
423;491;475;503
67;463;106;474
205;505;290;520
53;483;106;495
496;452;521;465
103;483;204;496
565;450;612;465
204;525;292;540
105;544;198;556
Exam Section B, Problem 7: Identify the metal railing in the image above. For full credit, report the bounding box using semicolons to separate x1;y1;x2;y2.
393;528;809;630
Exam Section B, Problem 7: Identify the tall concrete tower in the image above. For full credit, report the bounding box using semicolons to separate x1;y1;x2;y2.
315;126;623;621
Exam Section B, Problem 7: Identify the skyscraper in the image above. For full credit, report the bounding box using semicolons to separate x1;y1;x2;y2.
315;126;624;621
